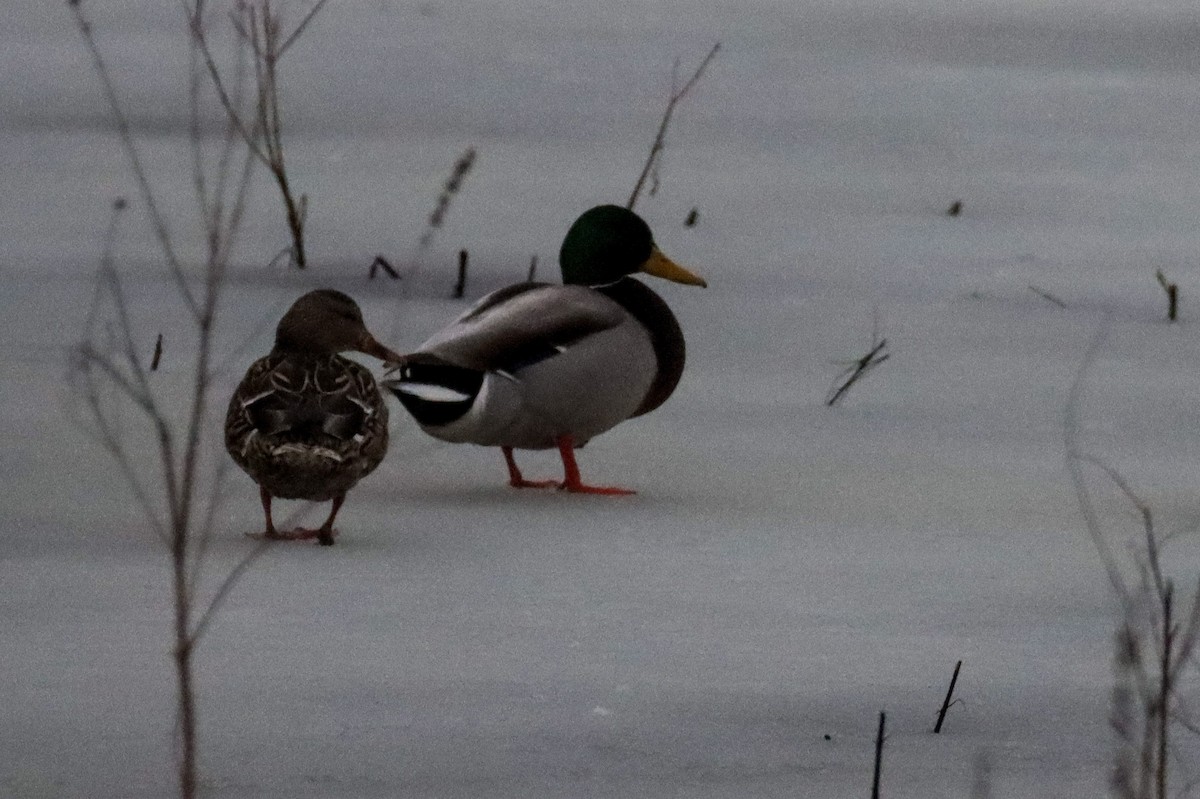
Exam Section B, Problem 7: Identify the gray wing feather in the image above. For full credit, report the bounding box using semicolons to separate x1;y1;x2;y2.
419;284;625;372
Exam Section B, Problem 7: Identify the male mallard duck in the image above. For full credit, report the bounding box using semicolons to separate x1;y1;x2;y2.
225;289;401;545
384;204;706;494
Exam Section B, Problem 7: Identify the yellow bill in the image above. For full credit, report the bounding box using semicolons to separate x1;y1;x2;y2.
641;247;708;288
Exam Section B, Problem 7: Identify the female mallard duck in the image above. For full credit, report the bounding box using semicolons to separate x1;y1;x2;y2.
225;289;402;545
384;204;706;494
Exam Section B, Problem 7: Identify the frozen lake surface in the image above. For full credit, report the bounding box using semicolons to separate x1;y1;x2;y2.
4;1;1200;796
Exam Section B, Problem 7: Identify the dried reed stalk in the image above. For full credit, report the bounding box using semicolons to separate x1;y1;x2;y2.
190;0;328;268
417;147;477;253
627;42;719;211
67;2;325;794
1065;324;1200;799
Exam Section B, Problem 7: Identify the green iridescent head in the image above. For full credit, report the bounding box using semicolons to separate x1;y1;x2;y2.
558;205;707;288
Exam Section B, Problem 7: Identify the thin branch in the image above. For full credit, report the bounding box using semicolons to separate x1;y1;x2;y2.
369;255;400;280
212;295;290;378
70;359;169;544
205;5;255;252
277;0;330;56
1168;576;1200;684
101;258;155;401
76;346;154;413
417;147;478;254
188;538;272;646
186;456;231;603
73;2;312;795
184;0;266;159
1076;453;1159;588
187;11;212;233
1028;284;1068;309
871;711;886;799
1155;270;1179;323
1157;584;1172;799
208;117;259;281
151;334;164;371
1064;320;1132;605
627;42;719;210
69;2;200;319
826;335;890;407
934;660;963;733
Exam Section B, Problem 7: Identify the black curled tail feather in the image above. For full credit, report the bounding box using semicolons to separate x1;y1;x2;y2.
383;359;484;428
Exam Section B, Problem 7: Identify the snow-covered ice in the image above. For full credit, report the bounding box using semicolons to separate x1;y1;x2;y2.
4;1;1200;796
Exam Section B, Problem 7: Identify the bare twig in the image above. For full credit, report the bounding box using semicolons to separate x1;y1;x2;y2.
188;538;272;646
1158;585;1173;799
151;334;164;371
826;316;890;407
1064;322;1129;603
1028;285;1068;309
1155;270;1178;322
826;339;889;407
69;2;199;318
1112;624;1139;799
627;42;719;211
369;255;400;280
933;660;963;733
453;249;469;298
417;147;477;254
871;711;886;799
1065;320;1200;798
277;0;330;55
188;0;323;268
67;2;331;795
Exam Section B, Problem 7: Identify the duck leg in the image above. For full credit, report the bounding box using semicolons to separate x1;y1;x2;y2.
255;486;341;545
259;487;287;540
314;493;344;546
288;493;344;546
502;446;558;489
555;435;636;496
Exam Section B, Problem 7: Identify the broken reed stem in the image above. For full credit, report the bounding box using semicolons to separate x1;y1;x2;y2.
68;2;328;795
871;711;886;799
934;660;963;733
1066;335;1200;799
626;42;719;211
1155;270;1178;322
1157;584;1173;799
151;333;164;371
418;147;477;253
826;338;889;407
1111;624;1139;799
453;249;469;298
527;255;538;282
369;255;400;280
69;2;199;319
1028;285;1068;309
191;0;322;268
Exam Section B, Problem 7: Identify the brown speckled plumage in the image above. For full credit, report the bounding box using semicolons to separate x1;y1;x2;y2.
225;351;389;501
225;289;400;544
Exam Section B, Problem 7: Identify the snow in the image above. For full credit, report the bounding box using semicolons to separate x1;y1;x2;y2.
5;0;1200;796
